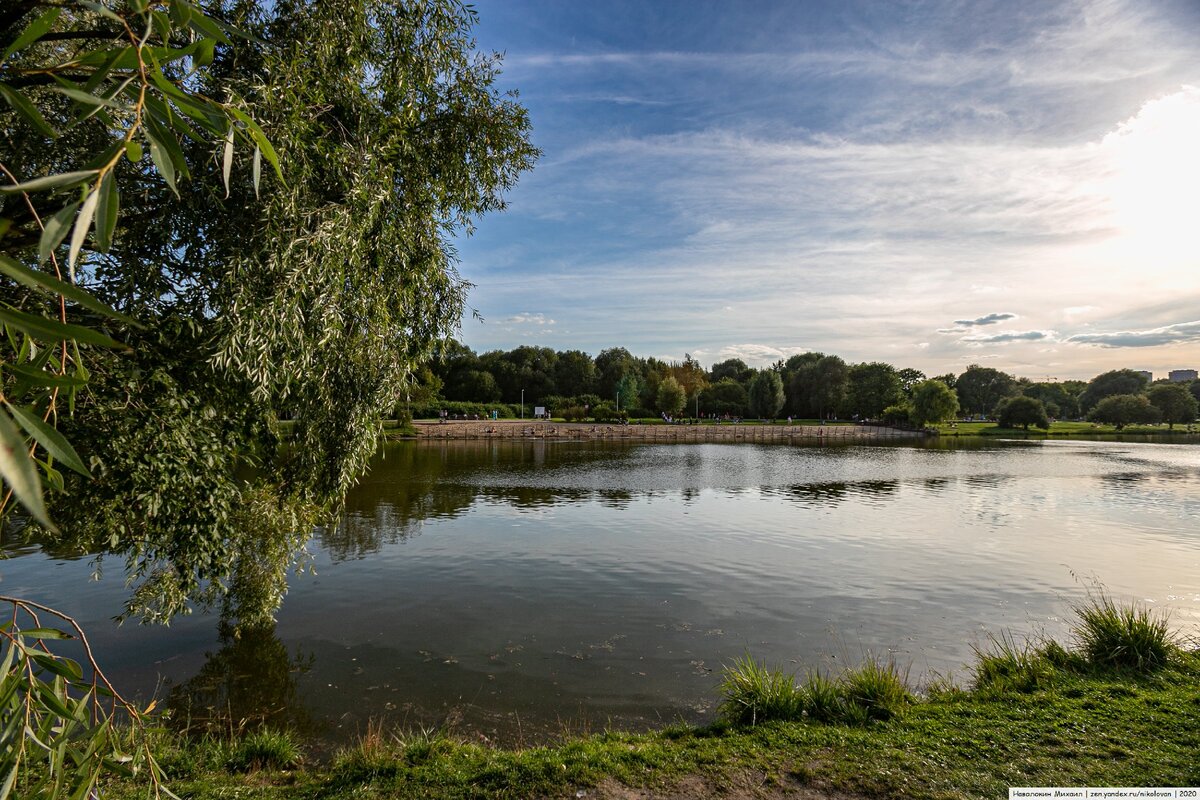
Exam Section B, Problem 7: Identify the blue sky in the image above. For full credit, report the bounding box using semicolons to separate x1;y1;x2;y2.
454;0;1200;380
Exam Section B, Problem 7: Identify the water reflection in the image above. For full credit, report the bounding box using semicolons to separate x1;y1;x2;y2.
165;623;317;737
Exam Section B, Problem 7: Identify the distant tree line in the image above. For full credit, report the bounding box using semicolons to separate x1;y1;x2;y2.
404;344;1200;430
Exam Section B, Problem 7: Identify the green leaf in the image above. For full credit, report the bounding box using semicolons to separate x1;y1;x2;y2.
5;363;88;389
0;171;97;195
0;83;58;139
68;188;100;278
1;7;63;62
0;406;53;531
144;129;177;197
186;10;232;44
16;628;71;640
38;201;80;265
0;307;124;348
52;85;124;109
229;106;283;183
125;139;143;163
0;254;139;324
6;403;92;478
95;172;119;252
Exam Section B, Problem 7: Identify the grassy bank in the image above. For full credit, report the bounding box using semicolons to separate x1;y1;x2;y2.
934;420;1198;437
105;599;1200;799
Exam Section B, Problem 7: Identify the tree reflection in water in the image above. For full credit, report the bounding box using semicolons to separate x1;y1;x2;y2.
166;622;318;738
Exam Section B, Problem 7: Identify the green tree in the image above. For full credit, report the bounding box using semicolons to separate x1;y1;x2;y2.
1147;383;1198;429
997;396;1050;430
1088;394;1161;429
909;379;959;427
1079;369;1149;412
698;378;749;417
844;362;902;419
554;349;597;397
710;357;753;385
614;372;642;412
897;367;926;397
655;375;686;416
1023;382;1080;419
748;370;785;419
955;365;1018;416
595;346;640;399
5;0;536;614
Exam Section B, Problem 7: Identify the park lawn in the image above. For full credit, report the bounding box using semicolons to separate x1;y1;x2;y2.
934;420;1194;436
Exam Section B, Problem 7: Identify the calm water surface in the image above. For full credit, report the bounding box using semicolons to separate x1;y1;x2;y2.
2;438;1198;744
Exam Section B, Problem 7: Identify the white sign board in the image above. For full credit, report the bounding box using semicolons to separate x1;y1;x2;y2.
535;406;546;418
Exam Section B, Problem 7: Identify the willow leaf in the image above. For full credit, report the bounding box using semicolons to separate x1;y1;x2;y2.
0;307;123;348
0;406;53;531
6;403;91;478
0;254;137;324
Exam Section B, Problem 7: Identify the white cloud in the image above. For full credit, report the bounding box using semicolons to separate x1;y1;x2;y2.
500;312;556;326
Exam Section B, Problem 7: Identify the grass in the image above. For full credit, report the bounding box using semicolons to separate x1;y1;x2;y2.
1073;595;1176;671
934;420;1197;437
105;597;1200;799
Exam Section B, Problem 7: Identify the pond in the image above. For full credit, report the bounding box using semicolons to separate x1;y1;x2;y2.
2;437;1199;746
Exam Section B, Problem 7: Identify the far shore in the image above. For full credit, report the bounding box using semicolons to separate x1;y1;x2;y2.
404;419;920;442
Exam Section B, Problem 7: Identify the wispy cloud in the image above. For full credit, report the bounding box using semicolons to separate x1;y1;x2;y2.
1067;320;1200;348
500;312;555;326
962;330;1055;344
954;312;1019;327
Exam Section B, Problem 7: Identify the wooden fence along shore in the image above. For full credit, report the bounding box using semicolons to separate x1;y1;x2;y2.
412;420;923;442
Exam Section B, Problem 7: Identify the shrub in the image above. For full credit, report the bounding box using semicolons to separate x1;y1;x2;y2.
881;403;911;425
718;655;803;725
1073;595;1175;672
561;405;588;422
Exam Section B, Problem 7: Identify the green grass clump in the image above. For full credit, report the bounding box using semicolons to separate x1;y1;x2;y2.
840;658;912;722
973;633;1061;693
225;729;301;772
719;654;912;727
718;654;804;725
1073;595;1176;672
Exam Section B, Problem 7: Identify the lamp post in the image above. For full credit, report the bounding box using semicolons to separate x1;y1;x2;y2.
616;390;620;412
521;388;524;419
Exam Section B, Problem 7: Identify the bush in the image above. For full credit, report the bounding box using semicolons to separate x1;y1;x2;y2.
1073;595;1175;672
591;401;627;422
561;405;587;422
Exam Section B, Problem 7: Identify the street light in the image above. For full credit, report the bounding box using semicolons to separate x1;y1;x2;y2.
521;388;524;419
616;390;620;412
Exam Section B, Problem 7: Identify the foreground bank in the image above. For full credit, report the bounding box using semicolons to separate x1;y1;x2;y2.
107;600;1200;800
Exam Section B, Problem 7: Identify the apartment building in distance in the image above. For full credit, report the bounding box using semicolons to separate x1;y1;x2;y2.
1168;369;1198;382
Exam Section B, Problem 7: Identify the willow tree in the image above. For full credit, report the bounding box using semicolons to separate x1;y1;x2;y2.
2;0;536;625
